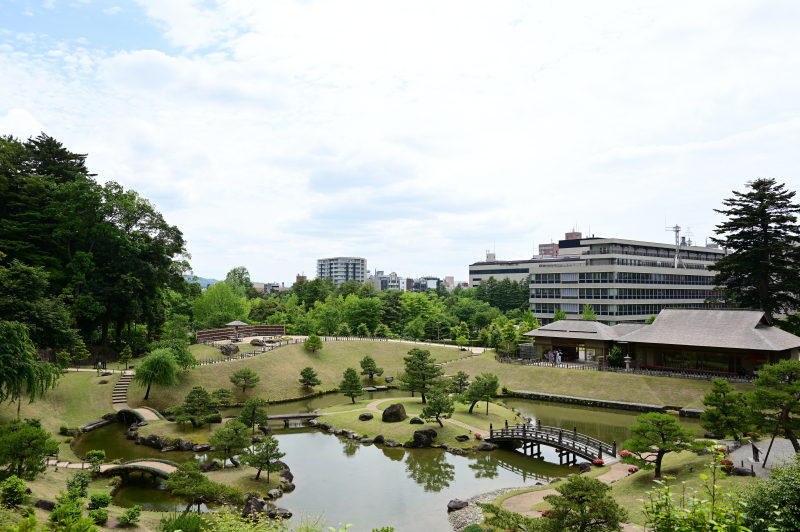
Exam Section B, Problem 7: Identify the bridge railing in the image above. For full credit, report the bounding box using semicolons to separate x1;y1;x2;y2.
488;423;616;458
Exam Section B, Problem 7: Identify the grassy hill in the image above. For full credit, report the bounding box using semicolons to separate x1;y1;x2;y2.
127;341;470;411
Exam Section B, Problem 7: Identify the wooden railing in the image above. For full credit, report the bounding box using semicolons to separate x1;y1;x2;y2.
488;421;616;460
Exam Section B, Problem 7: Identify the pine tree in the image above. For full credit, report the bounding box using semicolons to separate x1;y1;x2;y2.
542;475;628;531
209;420;250;461
118;345;132;370
241;435;285;481
211;388;234;408
710;178;800;323
359;355;383;383
339;367;365;404
229;368;260;394
72;338;91;367
457;373;499;414
398;348;444;404
700;379;752;441
303;334;323;353
620;413;703;478
421;389;455;427
168;386;217;428
299;367;321;390
239;398;269;434
749;360;800;452
448;371;470;394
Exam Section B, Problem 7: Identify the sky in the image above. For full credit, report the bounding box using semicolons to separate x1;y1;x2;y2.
2;1;799;284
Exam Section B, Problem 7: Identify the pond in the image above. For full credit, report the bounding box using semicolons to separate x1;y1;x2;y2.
75;392;704;531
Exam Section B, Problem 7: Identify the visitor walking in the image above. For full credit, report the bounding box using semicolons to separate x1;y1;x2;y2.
557;352;562;365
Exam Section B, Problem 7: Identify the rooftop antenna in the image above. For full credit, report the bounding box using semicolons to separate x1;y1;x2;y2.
685;227;694;247
666;224;685;269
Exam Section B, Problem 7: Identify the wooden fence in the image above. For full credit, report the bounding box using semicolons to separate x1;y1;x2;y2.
195;325;286;343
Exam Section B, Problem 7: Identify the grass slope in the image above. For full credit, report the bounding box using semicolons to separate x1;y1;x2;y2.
0;372;121;461
447;353;753;409
128;341;468;412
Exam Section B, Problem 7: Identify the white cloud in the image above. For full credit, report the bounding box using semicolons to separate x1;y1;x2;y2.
0;109;46;139
103;7;122;15
2;1;800;282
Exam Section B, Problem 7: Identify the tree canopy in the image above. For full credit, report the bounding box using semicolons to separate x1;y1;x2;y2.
398;348;444;404
132;348;179;400
0;321;60;409
339;367;365;404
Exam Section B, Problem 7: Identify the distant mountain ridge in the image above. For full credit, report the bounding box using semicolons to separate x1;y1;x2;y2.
185;275;220;287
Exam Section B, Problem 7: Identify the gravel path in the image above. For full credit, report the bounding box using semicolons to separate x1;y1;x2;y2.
448;485;532;531
728;437;795;479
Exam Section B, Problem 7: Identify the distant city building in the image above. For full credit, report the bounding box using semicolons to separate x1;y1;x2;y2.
539;242;559;257
469;251;535;287
368;270;405;291
406;278;414;291
296;274;307;284
316;257;367;287
445;276;455;287
253;282;286;294
412;276;442;292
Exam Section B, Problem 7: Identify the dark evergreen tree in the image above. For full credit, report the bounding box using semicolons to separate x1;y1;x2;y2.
710;178;800;323
700;379;752;441
398;348;444;404
339;367;365;404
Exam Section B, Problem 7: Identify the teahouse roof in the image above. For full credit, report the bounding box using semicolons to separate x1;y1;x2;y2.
226;320;248;327
616;309;800;351
524;319;618;342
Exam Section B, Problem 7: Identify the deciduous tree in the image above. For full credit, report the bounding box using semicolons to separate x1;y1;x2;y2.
132;348;179;400
118;345;132;370
0;321;60;411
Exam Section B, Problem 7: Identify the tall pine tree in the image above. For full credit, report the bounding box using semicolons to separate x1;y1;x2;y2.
710;178;800;323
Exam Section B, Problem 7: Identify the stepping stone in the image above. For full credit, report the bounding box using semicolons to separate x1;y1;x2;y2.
362;387;377;392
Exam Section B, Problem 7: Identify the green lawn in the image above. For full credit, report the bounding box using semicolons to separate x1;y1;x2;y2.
447;353;753;409
0;372;121;461
128;341;468;412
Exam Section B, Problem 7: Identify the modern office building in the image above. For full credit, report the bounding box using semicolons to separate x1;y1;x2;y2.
316;257;367;287
468;251;538;287
528;234;727;324
539;242;559;257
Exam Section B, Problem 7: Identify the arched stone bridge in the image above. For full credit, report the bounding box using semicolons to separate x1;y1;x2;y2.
486;421;617;465
100;459;179;480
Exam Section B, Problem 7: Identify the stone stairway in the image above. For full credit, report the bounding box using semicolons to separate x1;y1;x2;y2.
112;373;133;411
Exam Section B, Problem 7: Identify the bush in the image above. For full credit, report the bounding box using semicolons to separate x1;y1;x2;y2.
59;426;70;436
0;476;27;506
49;499;83;524
65;471;91;498
63;437;73;444
462;525;484;532
742;453;800;531
719;458;734;474
593;459;605;466
158;512;210;532
88;493;111;509
118;505;142;526
88;509;108;525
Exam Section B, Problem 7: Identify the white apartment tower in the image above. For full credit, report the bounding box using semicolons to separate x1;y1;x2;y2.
316;257;367;287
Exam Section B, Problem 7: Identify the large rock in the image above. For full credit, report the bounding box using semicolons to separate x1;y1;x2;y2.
35;500;56;511
145;434;162;449
383;439;400;448
274;461;289;471
137;421;148;426
199;461;218;472
447;499;468;512
268;508;292;519
410;428;438;448
455;435;470;442
361;438;374;444
103;412;117;420
732;467;755;477
161;447;176;453
278;469;294;482
259;426;274;436
319;423;332;431
126;431;138;440
382;404;407;423
476;442;496;451
166;416;176;422
241;497;264;520
373;434;385;444
358;412;374;421
267;488;283;499
578;462;592;474
178;440;194;451
220;344;240;357
135;435;144;445
409;417;424;425
448;447;467;455
192;444;212;452
281;481;296;492
251;339;266;346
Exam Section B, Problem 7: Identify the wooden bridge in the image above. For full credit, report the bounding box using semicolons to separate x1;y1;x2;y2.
268;413;322;427
486;420;616;465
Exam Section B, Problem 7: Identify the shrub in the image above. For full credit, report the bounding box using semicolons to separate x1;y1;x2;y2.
462;525;484;532
66;471;91;498
719;458;734;474
118;505;142;526
59;426;70;436
742;453;800;531
88;509;108;525
63;437;73;444
628;466;639;474
475;433;482;440
593;459;605;466
619;450;633;458
501;386;509;395
50;498;83;524
158;511;210;532
88;493;111;509
0;476;27;506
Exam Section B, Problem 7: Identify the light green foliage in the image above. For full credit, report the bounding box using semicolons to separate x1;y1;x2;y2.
299;366;321;390
700;379;752;441
499;322;517;355
71;339;91;367
553;309;567;322
0;418;58;480
472;276;530;312
397;348;444;404
56;350;72;371
0;321;60;406
169;386;218;428
166;462;238;514
448;371;470;394
210;509;331;532
240;434;285;481
192;282;250;330
87;509;108;525
543;475;628;531
84;449;105;473
458;372;500;414
581;304;598;320
158;512;210;532
478;329;490;347
643;448;749;531
373;323;390;338
52;489;84;524
211;388;235;408
741;453;800;531
646;315;657;323
230;367;260;394
621;412;703;478
132;348;180;400
456;335;469;349
339;367;365;404
118;345;132;369
420;389;455;427
225;266;259;300
355;322;371;337
609;346;624;368
239;398;269;433
478;502;543;531
209;419;250;459
359;355;384;382
117;505;142;526
0;475;27;506
88;493;111;510
749;360;800;451
342;294;383;333
304;334;323;353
